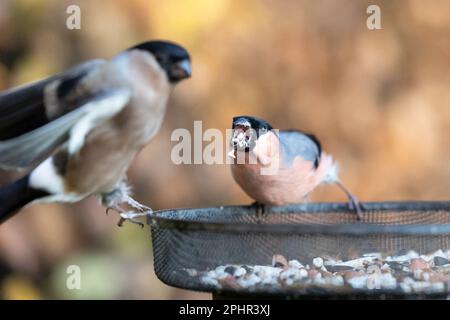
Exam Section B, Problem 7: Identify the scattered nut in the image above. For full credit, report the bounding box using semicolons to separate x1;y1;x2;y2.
313;257;324;268
272;254;288;268
433;256;449;267
288;260;304;269
193;249;449;294
410;258;429;272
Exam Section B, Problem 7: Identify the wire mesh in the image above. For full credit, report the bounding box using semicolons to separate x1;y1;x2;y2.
148;202;450;298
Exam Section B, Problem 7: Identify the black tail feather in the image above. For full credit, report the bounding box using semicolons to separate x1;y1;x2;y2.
0;175;48;224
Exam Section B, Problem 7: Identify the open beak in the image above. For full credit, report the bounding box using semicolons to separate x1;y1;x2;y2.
230;124;254;153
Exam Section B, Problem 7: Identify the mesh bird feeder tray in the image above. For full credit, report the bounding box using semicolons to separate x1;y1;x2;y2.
147;202;450;299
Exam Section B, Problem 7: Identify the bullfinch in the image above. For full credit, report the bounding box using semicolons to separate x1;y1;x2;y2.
0;40;191;226
229;116;363;219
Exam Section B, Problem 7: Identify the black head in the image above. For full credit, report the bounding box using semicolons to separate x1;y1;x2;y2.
231;116;275;151
130;40;191;83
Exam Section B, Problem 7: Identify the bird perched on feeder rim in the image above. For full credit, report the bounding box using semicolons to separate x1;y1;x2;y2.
0;40;192;226
228;115;363;219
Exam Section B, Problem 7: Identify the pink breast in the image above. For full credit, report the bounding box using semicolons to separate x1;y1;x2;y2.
231;156;324;205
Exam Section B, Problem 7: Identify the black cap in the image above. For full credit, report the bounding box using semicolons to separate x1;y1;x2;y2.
130;40;191;83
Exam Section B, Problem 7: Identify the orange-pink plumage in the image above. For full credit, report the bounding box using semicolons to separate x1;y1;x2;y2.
229;116;362;217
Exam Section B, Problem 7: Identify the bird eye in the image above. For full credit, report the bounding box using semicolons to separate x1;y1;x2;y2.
154;53;165;64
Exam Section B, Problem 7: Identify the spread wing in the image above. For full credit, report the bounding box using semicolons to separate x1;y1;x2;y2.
0;59;104;140
0;60;131;170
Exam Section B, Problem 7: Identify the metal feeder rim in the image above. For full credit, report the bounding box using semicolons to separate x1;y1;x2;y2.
145;201;450;235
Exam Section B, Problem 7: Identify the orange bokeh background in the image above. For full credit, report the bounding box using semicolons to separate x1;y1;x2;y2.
1;0;450;299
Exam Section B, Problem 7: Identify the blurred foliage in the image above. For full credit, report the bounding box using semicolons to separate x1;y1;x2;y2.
1;0;450;299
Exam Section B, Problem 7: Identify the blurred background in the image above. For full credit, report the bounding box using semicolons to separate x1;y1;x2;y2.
1;0;450;299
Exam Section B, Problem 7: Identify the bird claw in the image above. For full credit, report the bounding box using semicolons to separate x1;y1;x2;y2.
105;205;123;216
251;202;266;221
117;218;144;228
105;200;152;228
117;211;149;228
335;181;365;221
347;194;364;221
126;197;152;213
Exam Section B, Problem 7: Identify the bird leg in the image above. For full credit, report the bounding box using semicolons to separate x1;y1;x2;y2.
251;201;266;221
302;194;310;205
335;181;364;220
117;209;149;228
101;181;152;227
125;196;152;212
102;180;132;210
104;205;145;228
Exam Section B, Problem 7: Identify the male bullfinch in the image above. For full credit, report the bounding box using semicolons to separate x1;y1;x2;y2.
0;40;191;226
229;116;363;219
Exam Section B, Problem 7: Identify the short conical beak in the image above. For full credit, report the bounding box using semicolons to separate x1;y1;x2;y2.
176;59;192;78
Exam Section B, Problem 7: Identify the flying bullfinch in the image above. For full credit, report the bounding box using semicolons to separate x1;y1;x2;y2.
0;40;191;226
229;116;363;219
